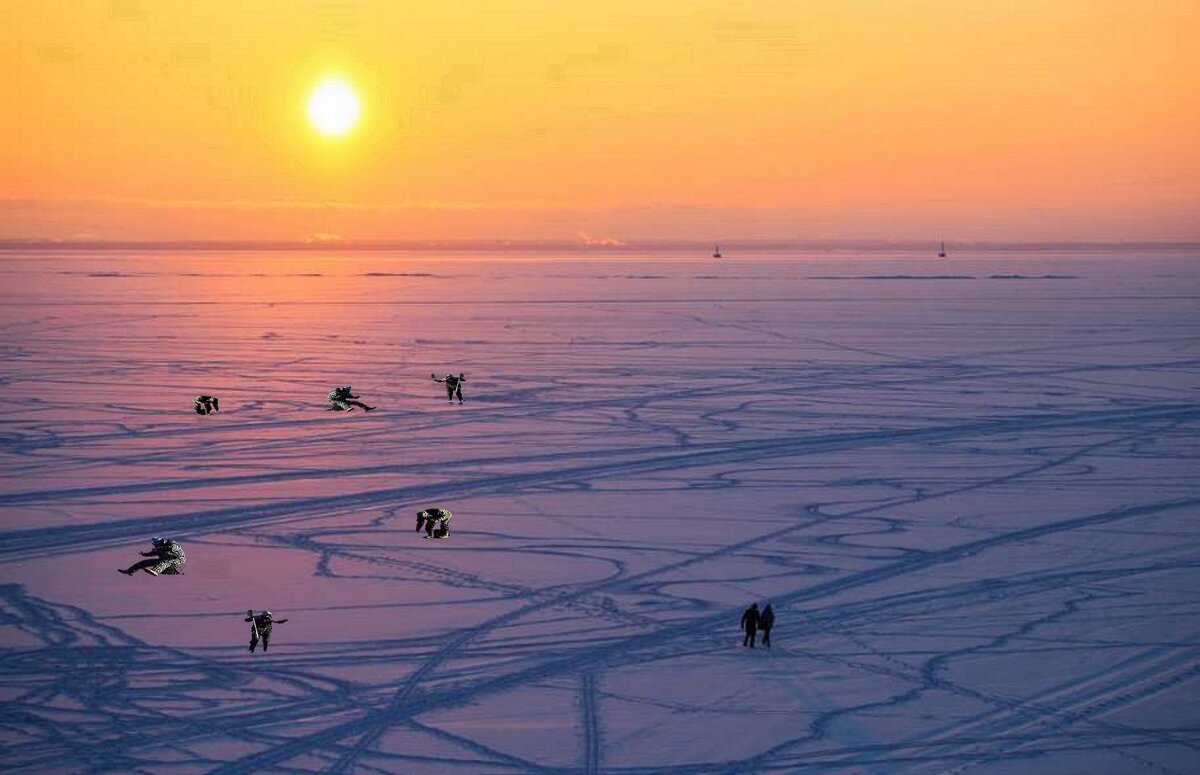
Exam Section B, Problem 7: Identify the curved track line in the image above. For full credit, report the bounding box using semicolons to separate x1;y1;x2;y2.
3;404;1195;562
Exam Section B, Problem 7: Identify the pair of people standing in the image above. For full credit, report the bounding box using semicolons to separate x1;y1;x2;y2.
740;602;775;648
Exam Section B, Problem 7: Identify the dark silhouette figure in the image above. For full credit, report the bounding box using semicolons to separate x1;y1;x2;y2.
416;508;452;538
327;386;374;412
119;537;186;576
194;395;219;415
431;373;465;404
246;610;288;652
759;604;774;648
741;603;760;648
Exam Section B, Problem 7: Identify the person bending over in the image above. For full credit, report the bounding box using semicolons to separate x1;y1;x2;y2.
194;395;219;415
416;508;453;539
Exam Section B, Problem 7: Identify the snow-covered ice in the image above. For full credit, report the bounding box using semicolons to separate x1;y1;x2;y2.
2;248;1199;774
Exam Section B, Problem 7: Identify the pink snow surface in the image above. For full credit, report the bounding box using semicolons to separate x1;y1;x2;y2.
2;248;1200;773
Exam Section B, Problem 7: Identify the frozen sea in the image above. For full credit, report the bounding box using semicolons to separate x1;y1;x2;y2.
1;247;1199;774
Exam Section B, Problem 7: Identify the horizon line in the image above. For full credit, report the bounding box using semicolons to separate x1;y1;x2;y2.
2;238;1198;253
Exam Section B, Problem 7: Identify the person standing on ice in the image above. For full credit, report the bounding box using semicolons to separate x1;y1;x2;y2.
416;507;452;538
740;602;760;648
194;395;219;414
431;373;465;404
759;603;774;648
327;385;374;412
118;537;186;576
245;610;288;652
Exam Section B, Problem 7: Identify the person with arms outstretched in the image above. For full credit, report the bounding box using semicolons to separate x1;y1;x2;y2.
245;610;288;652
327;385;374;412
431;373;465;404
416;507;452;538
119;537;186;576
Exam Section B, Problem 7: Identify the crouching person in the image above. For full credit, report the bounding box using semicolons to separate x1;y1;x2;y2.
416;508;452;539
119;537;186;576
246;610;288;653
327;385;374;412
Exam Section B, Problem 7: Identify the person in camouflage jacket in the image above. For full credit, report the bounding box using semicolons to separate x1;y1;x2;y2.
327;385;374;412
416;508;452;538
119;537;186;576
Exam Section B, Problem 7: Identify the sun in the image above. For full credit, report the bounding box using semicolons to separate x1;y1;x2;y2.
307;78;360;137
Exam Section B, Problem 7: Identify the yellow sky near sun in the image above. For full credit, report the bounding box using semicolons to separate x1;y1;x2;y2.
3;0;1198;241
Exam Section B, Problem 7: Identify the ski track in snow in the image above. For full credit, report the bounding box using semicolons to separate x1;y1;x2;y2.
2;250;1199;774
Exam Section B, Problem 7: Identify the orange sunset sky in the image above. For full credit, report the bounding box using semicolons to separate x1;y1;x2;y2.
4;1;1198;243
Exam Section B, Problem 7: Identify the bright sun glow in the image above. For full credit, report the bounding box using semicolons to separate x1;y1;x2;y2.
307;79;360;137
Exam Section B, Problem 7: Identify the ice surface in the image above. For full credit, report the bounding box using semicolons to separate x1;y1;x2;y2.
1;248;1199;773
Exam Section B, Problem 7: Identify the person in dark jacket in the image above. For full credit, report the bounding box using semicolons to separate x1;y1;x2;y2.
194;395;219;415
327;385;374;412
740;602;760;648
759;603;775;648
119;537;186;576
431;373;465;404
245;610;288;652
416;507;452;538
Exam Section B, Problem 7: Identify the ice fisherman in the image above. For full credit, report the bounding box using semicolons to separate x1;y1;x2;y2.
759;603;774;648
327;385;375;412
119;537;186;576
740;602;760;648
245;609;288;652
416;507;452;539
194;395;219;415
431;373;465;404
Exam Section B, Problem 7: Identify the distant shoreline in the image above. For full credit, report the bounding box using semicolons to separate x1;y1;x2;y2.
1;240;1197;254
